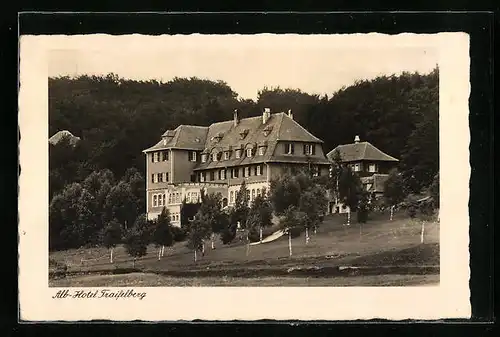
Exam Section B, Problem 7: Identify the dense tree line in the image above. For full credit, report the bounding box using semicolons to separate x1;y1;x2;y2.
49;69;438;197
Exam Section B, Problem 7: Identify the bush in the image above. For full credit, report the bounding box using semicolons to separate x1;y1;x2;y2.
407;203;417;218
357;207;368;223
289;226;302;238
220;224;237;244
171;226;187;242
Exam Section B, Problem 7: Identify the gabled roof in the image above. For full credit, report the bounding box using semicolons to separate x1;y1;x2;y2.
49;130;81;146
327;141;399;163
143;125;208;152
143;112;327;169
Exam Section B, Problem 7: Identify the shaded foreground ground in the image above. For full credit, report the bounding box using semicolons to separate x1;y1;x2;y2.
51;272;439;287
50;213;440;286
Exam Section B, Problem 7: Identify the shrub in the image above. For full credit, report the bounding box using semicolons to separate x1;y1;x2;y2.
171;226;187;242
407;203;417;218
289;226;302;238
220;224;237;244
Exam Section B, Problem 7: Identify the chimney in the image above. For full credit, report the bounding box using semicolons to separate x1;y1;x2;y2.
287;109;293;120
233;109;239;126
263;107;271;124
354;135;360;143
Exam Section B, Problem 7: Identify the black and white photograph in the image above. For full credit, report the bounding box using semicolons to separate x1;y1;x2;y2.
18;32;471;321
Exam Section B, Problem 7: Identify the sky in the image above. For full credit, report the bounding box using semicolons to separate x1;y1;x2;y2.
48;34;439;100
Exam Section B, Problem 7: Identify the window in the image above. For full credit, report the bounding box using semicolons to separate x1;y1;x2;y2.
212;152;218;162
201;154;208;163
257;188;261;196
153;195;158;207
368;164;376;173
246;166;251;177
186;192;191;203
232;168;239;178
246;148;253;157
353;163;361;172
303;144;315;155
200;172;206;182
230;191;234;203
162;150;169;161
220;169;226;180
224;151;230;160
258;147;265;155
312;166;320;177
285;143;294;155
161;194;166;207
168;193;172;204
165;172;169;182
256;165;262;176
192;192;199;203
210;171;215;181
151;174;155;183
235;149;241;159
157;173;163;183
151;153;154;162
189;151;197;162
251;189;256;201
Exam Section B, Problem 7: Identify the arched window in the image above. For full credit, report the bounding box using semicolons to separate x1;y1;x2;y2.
230;191;234;203
257;188;261;196
251;189;255;201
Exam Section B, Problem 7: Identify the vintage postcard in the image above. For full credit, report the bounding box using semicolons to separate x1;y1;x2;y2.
18;32;471;321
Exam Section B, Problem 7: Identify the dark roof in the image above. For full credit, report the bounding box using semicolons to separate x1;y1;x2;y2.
327;141;398;163
144;112;328;169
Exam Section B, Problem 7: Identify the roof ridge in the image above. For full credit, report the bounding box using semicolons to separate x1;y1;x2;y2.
282;112;323;143
362;142;368;159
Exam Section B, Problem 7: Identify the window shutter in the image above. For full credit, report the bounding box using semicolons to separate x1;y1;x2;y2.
312;144;316;155
291;144;295;154
151;174;155;183
151;153;154;162
303;144;307;155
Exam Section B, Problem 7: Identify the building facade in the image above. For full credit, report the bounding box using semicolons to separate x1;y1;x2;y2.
326;135;399;214
143;108;331;226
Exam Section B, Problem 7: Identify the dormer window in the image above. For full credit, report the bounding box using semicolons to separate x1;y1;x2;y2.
263;125;273;137
235;149;242;159
224;151;230;160
239;129;249;140
258;147;265;156
285;143;295;155
201;154;208;163
212;152;218;162
189;151;197;162
246;148;253;158
214;132;224;142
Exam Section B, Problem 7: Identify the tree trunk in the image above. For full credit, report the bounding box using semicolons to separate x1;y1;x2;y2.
211;233;215;250
288;230;292;257
314;226;317;235
390;206;394;221
133;258;136;268
347;210;351;226
110;247;114;264
259;227;263;243
202;242;205;256
194;249;197;262
420;222;425;244
305;227;309;244
161;245;165;257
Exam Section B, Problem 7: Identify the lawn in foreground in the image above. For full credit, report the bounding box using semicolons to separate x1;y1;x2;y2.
50;212;439;275
50;272;439;287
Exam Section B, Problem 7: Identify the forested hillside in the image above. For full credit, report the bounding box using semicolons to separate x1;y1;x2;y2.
49;69;439;250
